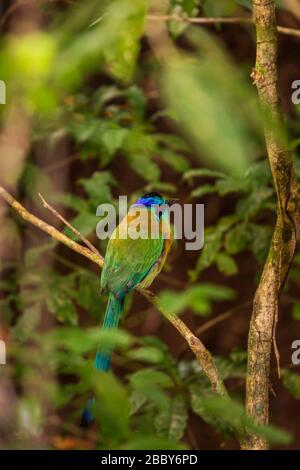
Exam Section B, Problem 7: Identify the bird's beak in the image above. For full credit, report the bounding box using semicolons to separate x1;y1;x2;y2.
166;198;179;207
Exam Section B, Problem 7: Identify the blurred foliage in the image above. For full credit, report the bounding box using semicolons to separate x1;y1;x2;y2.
162;29;262;178
0;0;300;451
158;283;235;315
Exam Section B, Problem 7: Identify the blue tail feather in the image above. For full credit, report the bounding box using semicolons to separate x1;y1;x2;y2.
81;293;124;427
94;293;124;371
81;398;95;427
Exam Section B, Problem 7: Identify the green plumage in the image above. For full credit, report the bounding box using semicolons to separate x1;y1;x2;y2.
101;231;164;296
82;193;173;426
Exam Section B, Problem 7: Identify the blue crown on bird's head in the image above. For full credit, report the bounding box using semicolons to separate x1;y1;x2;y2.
135;192;178;208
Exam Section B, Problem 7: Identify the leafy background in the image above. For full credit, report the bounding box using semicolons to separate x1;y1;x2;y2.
0;0;300;450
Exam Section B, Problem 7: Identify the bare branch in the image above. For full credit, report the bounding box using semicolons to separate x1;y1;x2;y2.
146;14;300;39
38;192;101;257
0;185;103;268
138;287;226;396
0;184;226;398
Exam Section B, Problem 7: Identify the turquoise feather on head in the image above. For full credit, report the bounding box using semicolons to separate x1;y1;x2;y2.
135;191;177;207
135;192;166;207
135;192;178;219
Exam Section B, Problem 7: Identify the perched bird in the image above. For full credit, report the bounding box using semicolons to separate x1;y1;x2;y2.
82;192;176;426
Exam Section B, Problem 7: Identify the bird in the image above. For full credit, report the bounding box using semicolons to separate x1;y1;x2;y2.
81;192;176;426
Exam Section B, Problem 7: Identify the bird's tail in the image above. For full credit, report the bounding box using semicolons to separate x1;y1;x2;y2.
81;293;124;427
94;293;124;371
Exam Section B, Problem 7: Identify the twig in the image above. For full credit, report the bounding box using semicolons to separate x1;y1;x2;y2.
146;14;300;39
178;294;297;361
38;192;101;257
0;186;103;268
195;300;252;336
278;25;300;38
139;286;226;396
177;300;252;360
45;154;80;173
0;184;226;398
147;15;253;25
243;0;300;450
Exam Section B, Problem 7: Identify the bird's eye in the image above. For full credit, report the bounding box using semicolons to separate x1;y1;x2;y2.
155;206;163;219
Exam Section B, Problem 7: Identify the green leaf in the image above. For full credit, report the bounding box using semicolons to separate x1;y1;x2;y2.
236;187;274;218
92;371;130;440
71;118;129;161
190;216;237;279
13;304;42;342
21;163;53;197
183;168;226;181
74;271;102;318
282;369;300;399
129;371;171;412
249;223;273;263
52;298;78;326
203;0;238;16
193;283;235;301
214;356;246;380
225;223;251;255
49;327;133;355
123;127;161;181
155;394;188;441
58;193;89;212
126;347;164;364
189;230;222;279
79;171;116;203
189;384;231;435
216;252;238;276
158;290;190;316
292;304;300;320
102;0;148;82
24;243;55;268
190;184;216;199
45;274;79;326
129;391;148;415
230;347;247;364
101;126;129;157
66;212;98;238
236;0;252;8
55;0;147;88
162;30;260;177
156;133;191;153
126;85;146;120
129;368;173;389
18;397;43;437
127;152;160;182
159;148;190;173
190;391;292;444
168;0;200;37
158;284;235;317
124;436;186;450
143;182;177;194
215;177;248;196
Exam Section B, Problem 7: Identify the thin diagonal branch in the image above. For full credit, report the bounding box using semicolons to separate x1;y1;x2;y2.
0;186;103;267
146;15;300;39
0;184;226;398
38;192;101;257
139;287;226;395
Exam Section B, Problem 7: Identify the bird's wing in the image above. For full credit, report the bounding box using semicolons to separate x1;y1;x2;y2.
139;234;173;289
101;210;164;296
